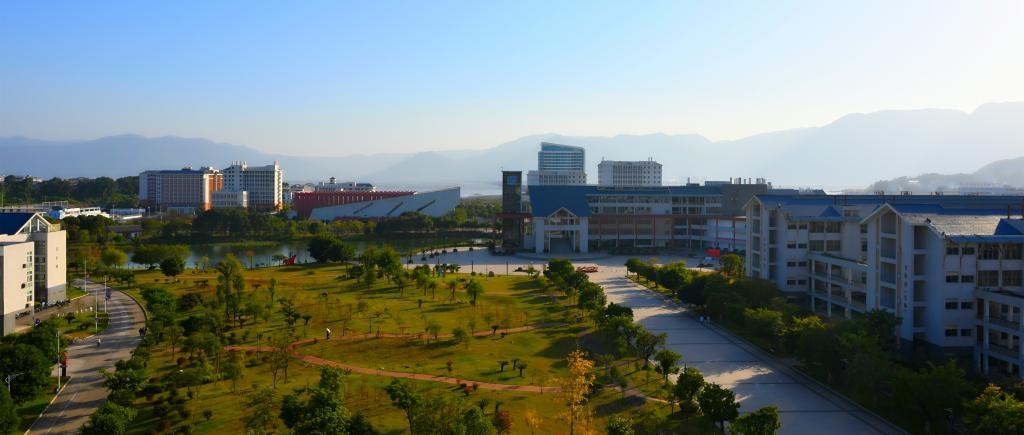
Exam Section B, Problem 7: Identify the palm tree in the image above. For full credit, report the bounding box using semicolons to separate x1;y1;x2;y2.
427;279;439;300
465;280;484;306
446;279;459;303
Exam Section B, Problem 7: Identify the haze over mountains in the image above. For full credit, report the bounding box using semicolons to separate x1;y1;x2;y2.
3;102;1024;193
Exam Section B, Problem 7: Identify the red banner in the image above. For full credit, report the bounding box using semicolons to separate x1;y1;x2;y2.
705;248;721;258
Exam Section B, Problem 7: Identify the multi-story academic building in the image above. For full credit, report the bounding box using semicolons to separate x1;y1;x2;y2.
598;159;662;187
139;167;223;211
527;142;587;186
745;193;1024;378
1;212;67;335
222;161;283;210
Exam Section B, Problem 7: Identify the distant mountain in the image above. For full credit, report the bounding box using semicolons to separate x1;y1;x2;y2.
3;102;1024;190
867;155;1024;194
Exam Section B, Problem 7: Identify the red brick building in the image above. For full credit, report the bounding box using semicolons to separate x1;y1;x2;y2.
293;191;413;218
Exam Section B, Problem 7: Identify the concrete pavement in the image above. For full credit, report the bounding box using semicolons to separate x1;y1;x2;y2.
27;280;145;435
409;249;904;435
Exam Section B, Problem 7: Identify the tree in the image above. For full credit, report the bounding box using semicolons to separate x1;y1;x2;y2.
244;385;278;435
159;255;185;279
518;363;527;377
673;366;705;408
634;329;666;368
697;383;739;432
222;353;244;392
524;409;542;435
100;247;128;268
80;402;137;435
731;405;781;435
0;343;51;403
892;362;972;434
654;349;681;385
965;384;1024;434
720;253;743;277
559;349;596;435
280;366;362;434
606;415;634;435
269;336;292;388
385;379;423;434
452;327;470;348
465;280;484;305
492;410;513;434
0;387;19;434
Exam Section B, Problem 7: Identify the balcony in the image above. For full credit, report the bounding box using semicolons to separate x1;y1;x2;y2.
989;316;1023;330
989;343;1021;360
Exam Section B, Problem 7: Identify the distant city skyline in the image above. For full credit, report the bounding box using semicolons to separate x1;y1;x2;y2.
1;1;1022;156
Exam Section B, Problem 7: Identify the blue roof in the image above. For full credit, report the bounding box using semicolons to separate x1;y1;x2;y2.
995;219;1024;236
527;184;723;217
756;194;1024;220
0;212;35;235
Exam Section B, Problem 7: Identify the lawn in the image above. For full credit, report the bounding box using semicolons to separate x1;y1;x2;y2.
15;376;68;433
119;262;710;433
56;311;109;340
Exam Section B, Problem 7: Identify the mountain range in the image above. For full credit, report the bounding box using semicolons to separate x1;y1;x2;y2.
3;102;1024;193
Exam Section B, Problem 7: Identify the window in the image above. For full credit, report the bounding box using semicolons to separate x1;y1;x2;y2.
797;279;807;285
798;261;808;267
962;246;976;255
980;244;1000;260
1006;245;1022;260
825;222;841;233
945;329;958;337
960;301;974;310
787;261;798;267
945;300;959;310
946;246;959;255
1004;270;1023;286
787;224;797;230
787;243;797;249
809;240;825;252
787;279;797;285
826;240;841;251
797;243;807;249
945;274;959;283
810;222;825;233
960;329;973;337
961;275;975;283
799;224;808;230
978;270;1000;286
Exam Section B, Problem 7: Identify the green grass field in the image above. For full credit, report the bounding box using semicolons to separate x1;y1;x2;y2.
119;262;709;433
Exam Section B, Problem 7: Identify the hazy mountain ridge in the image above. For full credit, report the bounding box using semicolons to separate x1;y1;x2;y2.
3;102;1024;189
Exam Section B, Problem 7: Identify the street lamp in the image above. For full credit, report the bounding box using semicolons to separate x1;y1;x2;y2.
4;372;24;394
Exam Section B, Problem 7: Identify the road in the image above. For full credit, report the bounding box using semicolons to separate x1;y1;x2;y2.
27;280;145;435
409;248;904;435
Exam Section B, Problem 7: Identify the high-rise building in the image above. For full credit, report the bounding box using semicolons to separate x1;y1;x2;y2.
598;159;662;187
500;171;525;250
222;161;283;210
527;142;587;186
139;167;223;211
1;212;66;335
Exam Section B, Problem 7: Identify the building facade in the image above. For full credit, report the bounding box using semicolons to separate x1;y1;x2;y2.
506;181;772;254
597;159;662;187
139;167;223;211
744;193;1024;378
308;188;460;221
222;162;283;210
1;213;67;335
293;190;415;219
528;142;587;186
211;190;248;208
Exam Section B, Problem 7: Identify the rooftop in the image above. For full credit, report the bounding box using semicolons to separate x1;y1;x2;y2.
0;212;36;235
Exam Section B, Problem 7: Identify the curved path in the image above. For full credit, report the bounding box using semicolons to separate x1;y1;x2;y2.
27;280;146;434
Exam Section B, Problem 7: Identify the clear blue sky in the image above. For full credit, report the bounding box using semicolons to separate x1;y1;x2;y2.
1;1;1022;155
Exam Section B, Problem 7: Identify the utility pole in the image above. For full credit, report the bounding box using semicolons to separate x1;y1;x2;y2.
56;328;61;390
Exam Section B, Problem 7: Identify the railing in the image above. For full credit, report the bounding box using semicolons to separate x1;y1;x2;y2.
989;316;1022;330
989;343;1021;359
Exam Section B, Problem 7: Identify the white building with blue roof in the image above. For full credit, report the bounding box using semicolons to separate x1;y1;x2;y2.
1;212;67;335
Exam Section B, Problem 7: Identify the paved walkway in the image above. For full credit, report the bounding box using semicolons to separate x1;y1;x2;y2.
27;280;146;435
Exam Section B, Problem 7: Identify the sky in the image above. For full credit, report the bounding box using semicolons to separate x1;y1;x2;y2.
1;1;1023;156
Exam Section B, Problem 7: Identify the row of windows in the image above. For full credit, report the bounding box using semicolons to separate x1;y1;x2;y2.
945;328;974;337
944;300;975;310
786;261;809;267
785;279;808;286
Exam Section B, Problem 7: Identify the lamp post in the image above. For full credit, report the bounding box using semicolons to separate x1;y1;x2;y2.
4;373;24;394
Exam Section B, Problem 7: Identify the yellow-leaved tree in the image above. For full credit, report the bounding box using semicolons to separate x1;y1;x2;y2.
559;349;596;435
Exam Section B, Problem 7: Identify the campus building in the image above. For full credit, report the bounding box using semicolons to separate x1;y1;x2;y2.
598;159;662;187
1;212;67;335
527;142;587;186
139;167;223;211
306;188;461;221
293;190;415;219
502;175;774;254
222;161;283;210
744;193;1024;378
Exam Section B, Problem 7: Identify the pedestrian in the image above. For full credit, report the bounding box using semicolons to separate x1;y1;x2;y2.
699;315;704;325
326;327;331;340
96;338;102;347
